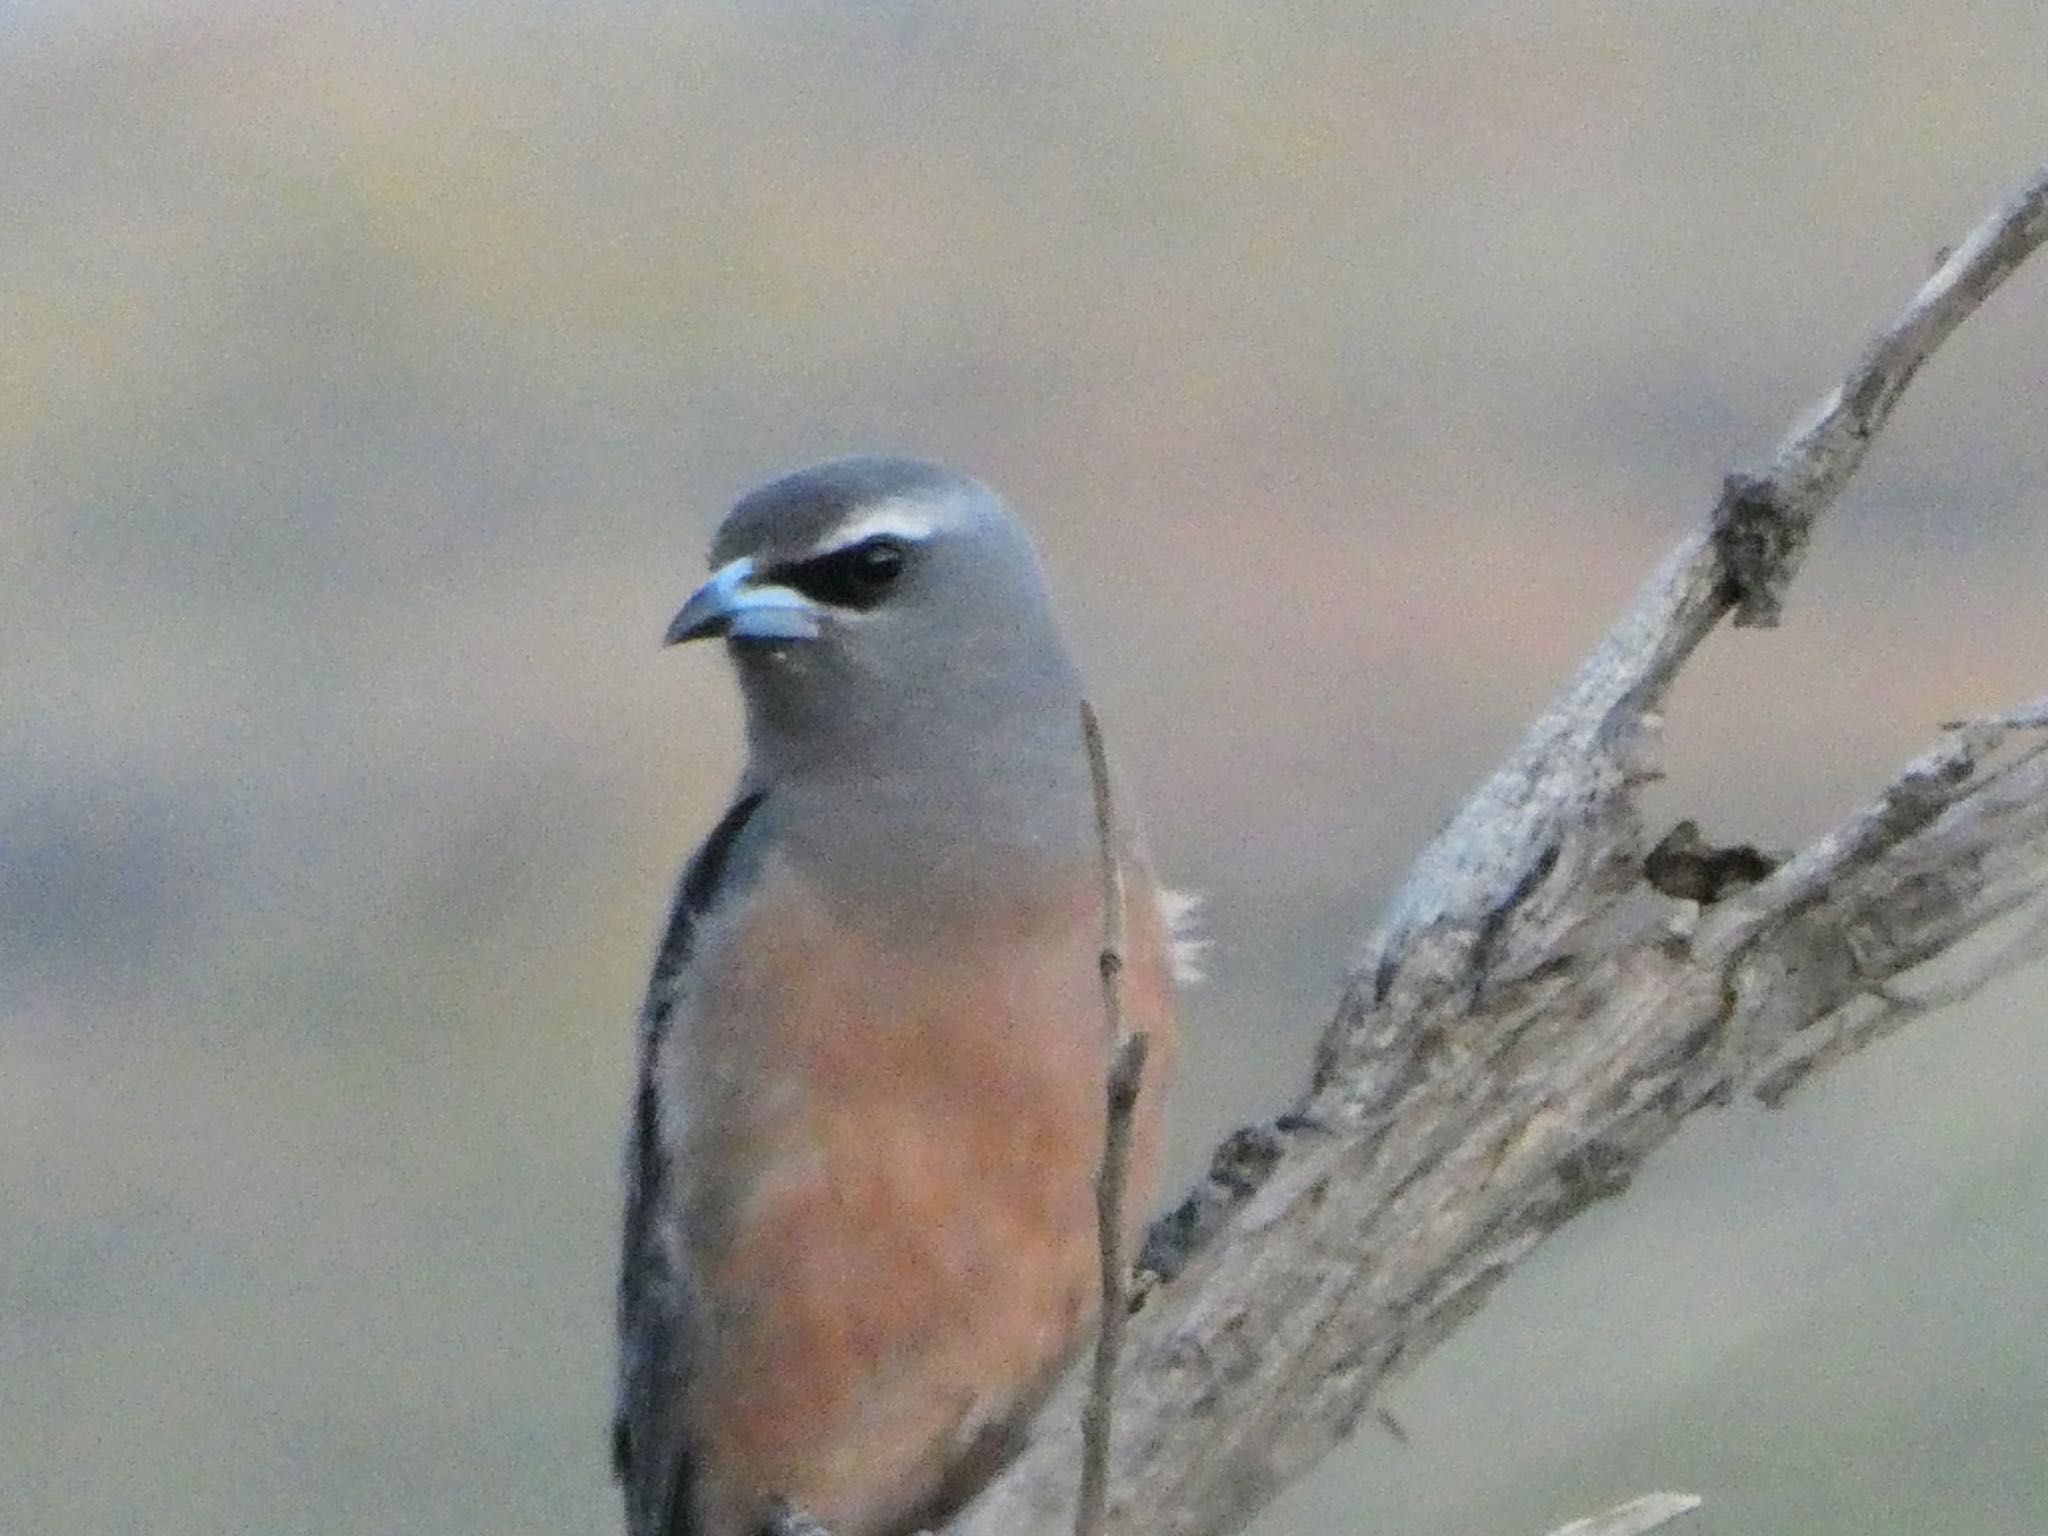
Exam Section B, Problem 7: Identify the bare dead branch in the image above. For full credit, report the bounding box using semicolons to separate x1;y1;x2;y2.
949;158;2048;1536
1352;158;2048;1042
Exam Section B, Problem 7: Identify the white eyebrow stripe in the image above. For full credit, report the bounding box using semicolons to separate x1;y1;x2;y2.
807;502;940;555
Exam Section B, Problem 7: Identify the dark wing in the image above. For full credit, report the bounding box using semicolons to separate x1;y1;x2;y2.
615;791;768;1536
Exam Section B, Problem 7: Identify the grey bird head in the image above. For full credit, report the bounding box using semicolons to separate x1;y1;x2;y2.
668;457;1098;900
669;456;1086;769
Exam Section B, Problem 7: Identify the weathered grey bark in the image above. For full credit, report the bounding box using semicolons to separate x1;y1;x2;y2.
947;160;2048;1536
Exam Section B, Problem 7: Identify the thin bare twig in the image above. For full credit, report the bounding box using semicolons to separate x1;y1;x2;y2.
1945;693;2048;731
1081;701;1128;1028
1081;1035;1148;1536
1541;1493;1702;1536
1076;702;1147;1536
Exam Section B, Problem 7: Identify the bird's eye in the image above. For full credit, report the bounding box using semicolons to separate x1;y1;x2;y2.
849;537;907;587
775;536;914;610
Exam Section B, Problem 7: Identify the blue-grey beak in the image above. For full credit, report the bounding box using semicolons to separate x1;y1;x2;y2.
664;558;824;646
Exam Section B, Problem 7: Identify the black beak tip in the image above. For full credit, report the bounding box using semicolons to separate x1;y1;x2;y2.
663;608;718;647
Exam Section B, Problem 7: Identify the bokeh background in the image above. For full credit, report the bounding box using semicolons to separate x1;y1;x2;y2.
7;2;2048;1532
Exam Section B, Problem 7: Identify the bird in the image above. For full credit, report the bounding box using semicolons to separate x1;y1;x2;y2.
614;456;1184;1536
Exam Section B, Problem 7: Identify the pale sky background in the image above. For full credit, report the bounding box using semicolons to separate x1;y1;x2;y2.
5;3;2047;1534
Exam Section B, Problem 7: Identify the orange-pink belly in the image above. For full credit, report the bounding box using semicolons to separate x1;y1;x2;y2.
670;864;1177;1536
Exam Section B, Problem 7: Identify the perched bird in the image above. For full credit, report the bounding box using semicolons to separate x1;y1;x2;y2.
615;457;1183;1536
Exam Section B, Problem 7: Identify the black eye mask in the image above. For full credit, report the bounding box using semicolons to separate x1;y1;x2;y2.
769;537;910;611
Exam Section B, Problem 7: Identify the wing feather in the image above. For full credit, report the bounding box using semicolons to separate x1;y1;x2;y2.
616;790;769;1536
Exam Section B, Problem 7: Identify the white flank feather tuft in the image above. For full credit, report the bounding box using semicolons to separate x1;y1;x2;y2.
1159;887;1208;985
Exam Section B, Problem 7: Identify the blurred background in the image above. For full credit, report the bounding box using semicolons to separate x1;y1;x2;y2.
5;2;2047;1532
